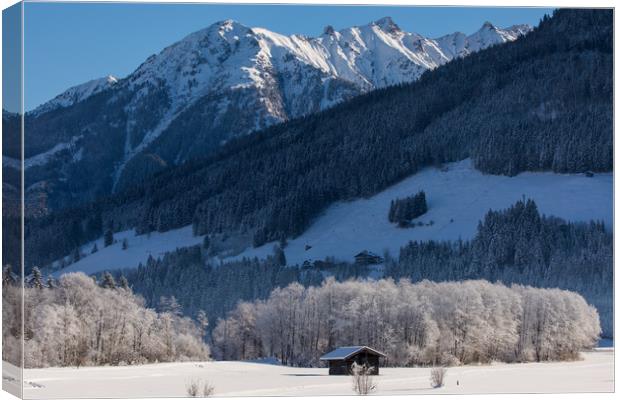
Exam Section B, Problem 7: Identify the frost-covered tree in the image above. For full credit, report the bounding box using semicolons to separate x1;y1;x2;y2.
3;272;210;368
100;272;116;289
30;267;44;290
213;279;600;366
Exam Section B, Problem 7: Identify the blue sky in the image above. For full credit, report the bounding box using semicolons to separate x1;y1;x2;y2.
18;3;553;111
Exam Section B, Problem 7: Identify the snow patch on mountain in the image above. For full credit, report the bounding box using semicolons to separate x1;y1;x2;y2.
30;76;117;116
49;226;204;278
3;135;84;170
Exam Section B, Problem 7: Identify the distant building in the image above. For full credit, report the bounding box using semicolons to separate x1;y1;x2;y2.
354;250;384;265
320;346;386;375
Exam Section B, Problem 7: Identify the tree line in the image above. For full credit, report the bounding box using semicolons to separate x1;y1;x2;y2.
387;199;613;337
212;279;600;366
2;269;210;368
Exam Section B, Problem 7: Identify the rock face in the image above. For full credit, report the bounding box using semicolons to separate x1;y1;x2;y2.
5;18;530;212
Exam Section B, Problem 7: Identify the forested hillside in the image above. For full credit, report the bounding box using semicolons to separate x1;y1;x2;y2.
117;200;612;338
22;9;612;270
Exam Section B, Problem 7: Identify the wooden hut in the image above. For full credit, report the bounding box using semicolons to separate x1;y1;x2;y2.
354;250;384;265
320;346;386;375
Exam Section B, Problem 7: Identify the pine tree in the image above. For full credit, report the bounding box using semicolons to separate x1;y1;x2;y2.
31;267;44;290
2;265;15;287
104;229;114;247
119;275;130;290
122;238;128;250
274;245;287;266
91;243;98;254
101;272;116;289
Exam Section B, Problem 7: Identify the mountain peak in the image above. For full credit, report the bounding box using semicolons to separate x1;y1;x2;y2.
323;25;336;36
373;16;400;33
481;21;497;30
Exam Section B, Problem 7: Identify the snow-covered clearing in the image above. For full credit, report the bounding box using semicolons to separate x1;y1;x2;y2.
8;350;613;398
49;159;612;276
50;226;204;277
233;159;612;265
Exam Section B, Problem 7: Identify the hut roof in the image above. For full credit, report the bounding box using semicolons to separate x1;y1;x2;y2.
319;346;386;361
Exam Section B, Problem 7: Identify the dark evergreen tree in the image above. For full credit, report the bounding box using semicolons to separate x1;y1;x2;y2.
104;230;114;247
274;245;287;266
389;191;428;226
73;248;82;263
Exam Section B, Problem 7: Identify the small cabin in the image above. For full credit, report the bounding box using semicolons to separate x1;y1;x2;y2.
320;346;386;375
354;250;384;265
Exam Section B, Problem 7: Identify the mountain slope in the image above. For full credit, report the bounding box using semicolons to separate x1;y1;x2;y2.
5;18;530;211
47;159;612;277
22;9;612;272
30;75;118;116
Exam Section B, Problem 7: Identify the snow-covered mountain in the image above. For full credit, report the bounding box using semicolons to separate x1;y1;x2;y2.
11;17;531;210
31;75;118;116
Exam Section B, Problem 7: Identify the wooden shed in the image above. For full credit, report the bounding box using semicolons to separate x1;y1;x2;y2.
354;250;384;265
320;346;386;375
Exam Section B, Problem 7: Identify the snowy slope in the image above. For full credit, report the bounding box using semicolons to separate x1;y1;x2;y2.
14;350;613;398
30;75;118;116
436;22;531;58
49;226;204;277
50;159;612;276
230;159;612;265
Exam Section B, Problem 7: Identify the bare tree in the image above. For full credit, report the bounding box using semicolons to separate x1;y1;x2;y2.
430;366;447;388
186;380;199;397
186;379;215;397
202;380;215;397
351;362;377;395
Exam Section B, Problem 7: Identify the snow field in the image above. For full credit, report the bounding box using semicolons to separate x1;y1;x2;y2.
50;226;204;277
9;350;613;398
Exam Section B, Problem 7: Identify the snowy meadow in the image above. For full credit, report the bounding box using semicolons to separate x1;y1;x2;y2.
10;350;613;398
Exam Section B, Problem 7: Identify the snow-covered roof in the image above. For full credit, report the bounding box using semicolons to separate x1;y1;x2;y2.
320;346;386;361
